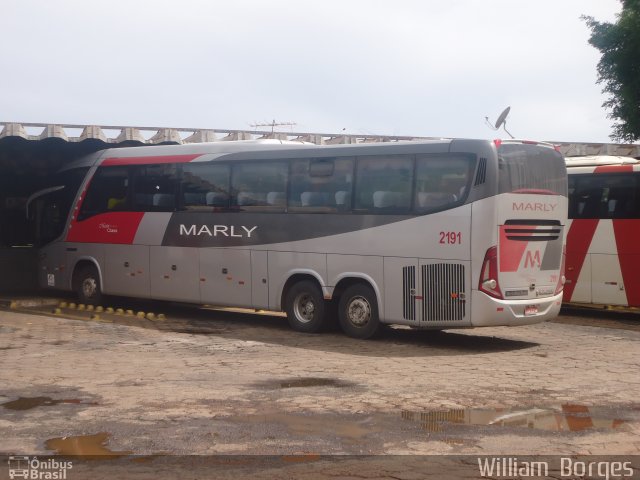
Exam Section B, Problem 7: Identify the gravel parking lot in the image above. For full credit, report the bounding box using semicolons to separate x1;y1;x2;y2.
1;299;639;478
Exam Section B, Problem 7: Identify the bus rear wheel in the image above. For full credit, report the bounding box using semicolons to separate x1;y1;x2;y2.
285;280;326;333
338;284;380;339
75;264;102;306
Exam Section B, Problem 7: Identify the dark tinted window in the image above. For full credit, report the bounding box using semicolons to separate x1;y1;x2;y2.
78;166;130;220
289;157;354;212
231;162;288;212
355;155;413;213
569;173;639;219
498;144;567;196
181;163;230;210
415;154;474;213
31;190;68;245
132;164;179;212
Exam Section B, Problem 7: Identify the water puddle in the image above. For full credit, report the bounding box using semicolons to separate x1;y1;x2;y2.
401;404;626;433
254;377;356;390
45;433;132;458
230;412;380;442
278;378;350;389
2;396;97;411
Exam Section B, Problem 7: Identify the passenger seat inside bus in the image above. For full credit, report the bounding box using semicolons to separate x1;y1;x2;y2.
335;190;349;208
267;191;285;207
184;192;205;205
153;193;175;209
205;192;228;207
373;191;410;211
301;192;327;207
575;190;601;218
237;192;266;206
606;190;630;218
417;192;456;209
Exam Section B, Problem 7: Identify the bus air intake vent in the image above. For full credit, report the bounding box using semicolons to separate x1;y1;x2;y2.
504;219;562;242
422;263;465;322
402;266;416;321
474;158;487;186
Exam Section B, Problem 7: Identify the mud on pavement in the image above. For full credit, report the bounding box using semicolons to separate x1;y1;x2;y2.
1;298;639;478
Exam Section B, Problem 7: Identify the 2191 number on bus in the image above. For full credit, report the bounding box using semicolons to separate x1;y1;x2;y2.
440;231;462;245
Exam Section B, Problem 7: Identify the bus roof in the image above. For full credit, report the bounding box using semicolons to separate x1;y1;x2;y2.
565;155;640;168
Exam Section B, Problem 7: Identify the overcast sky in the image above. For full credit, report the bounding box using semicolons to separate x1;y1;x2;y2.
1;0;624;143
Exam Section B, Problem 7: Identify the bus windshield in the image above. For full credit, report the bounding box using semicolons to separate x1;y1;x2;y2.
28;167;89;246
498;143;567;196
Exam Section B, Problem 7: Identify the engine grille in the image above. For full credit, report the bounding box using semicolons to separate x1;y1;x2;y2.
422;263;466;322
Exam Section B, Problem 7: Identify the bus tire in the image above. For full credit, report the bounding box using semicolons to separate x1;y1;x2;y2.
338;284;380;339
75;264;103;306
285;280;326;333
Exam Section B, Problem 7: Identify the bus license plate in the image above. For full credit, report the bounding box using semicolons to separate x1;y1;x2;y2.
524;305;538;316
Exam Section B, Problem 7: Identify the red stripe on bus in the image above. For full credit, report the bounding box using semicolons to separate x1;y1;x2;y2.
102;154;202;166
499;225;530;272
563;219;599;302
66;211;145;244
593;165;634;173
612;219;640;307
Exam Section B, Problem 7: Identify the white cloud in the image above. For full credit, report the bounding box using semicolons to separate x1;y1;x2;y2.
0;0;625;142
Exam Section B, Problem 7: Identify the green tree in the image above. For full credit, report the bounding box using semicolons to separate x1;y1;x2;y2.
583;0;640;142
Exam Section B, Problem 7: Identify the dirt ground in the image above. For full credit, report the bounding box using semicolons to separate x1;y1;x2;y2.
1;297;639;478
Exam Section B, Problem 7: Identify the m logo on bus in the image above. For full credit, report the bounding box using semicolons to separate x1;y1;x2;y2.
179;224;258;238
524;250;541;269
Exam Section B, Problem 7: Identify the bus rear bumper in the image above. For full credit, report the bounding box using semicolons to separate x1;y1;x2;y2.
470;290;563;327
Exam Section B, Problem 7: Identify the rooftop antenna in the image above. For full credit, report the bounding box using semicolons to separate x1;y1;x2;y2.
250;119;297;134
485;106;514;139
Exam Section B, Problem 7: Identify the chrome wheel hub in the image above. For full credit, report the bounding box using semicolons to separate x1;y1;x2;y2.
82;278;97;298
293;293;315;324
347;296;371;327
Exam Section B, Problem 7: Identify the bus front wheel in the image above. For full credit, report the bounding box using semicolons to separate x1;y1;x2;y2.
338;284;380;339
75;264;103;306
285;280;326;333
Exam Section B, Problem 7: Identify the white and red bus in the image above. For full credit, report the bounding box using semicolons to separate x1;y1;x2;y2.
564;155;640;308
28;138;567;338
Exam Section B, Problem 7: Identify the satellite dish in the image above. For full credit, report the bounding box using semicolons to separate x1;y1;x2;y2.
495;106;511;130
485;106;514;139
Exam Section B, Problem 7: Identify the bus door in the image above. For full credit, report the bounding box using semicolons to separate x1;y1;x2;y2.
199;249;252;307
27;187;72;290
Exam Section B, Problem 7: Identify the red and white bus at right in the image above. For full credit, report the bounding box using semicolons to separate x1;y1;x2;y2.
565;155;640;308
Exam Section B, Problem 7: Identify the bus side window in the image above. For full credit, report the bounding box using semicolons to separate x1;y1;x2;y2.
181;163;230;211
414;155;473;213
289;157;354;213
132;164;179;212
570;176;606;219
231;162;288;212
78;166;130;220
354;155;412;213
604;176;637;219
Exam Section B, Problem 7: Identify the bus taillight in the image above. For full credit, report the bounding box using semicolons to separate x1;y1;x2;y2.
555;245;566;295
479;246;503;299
